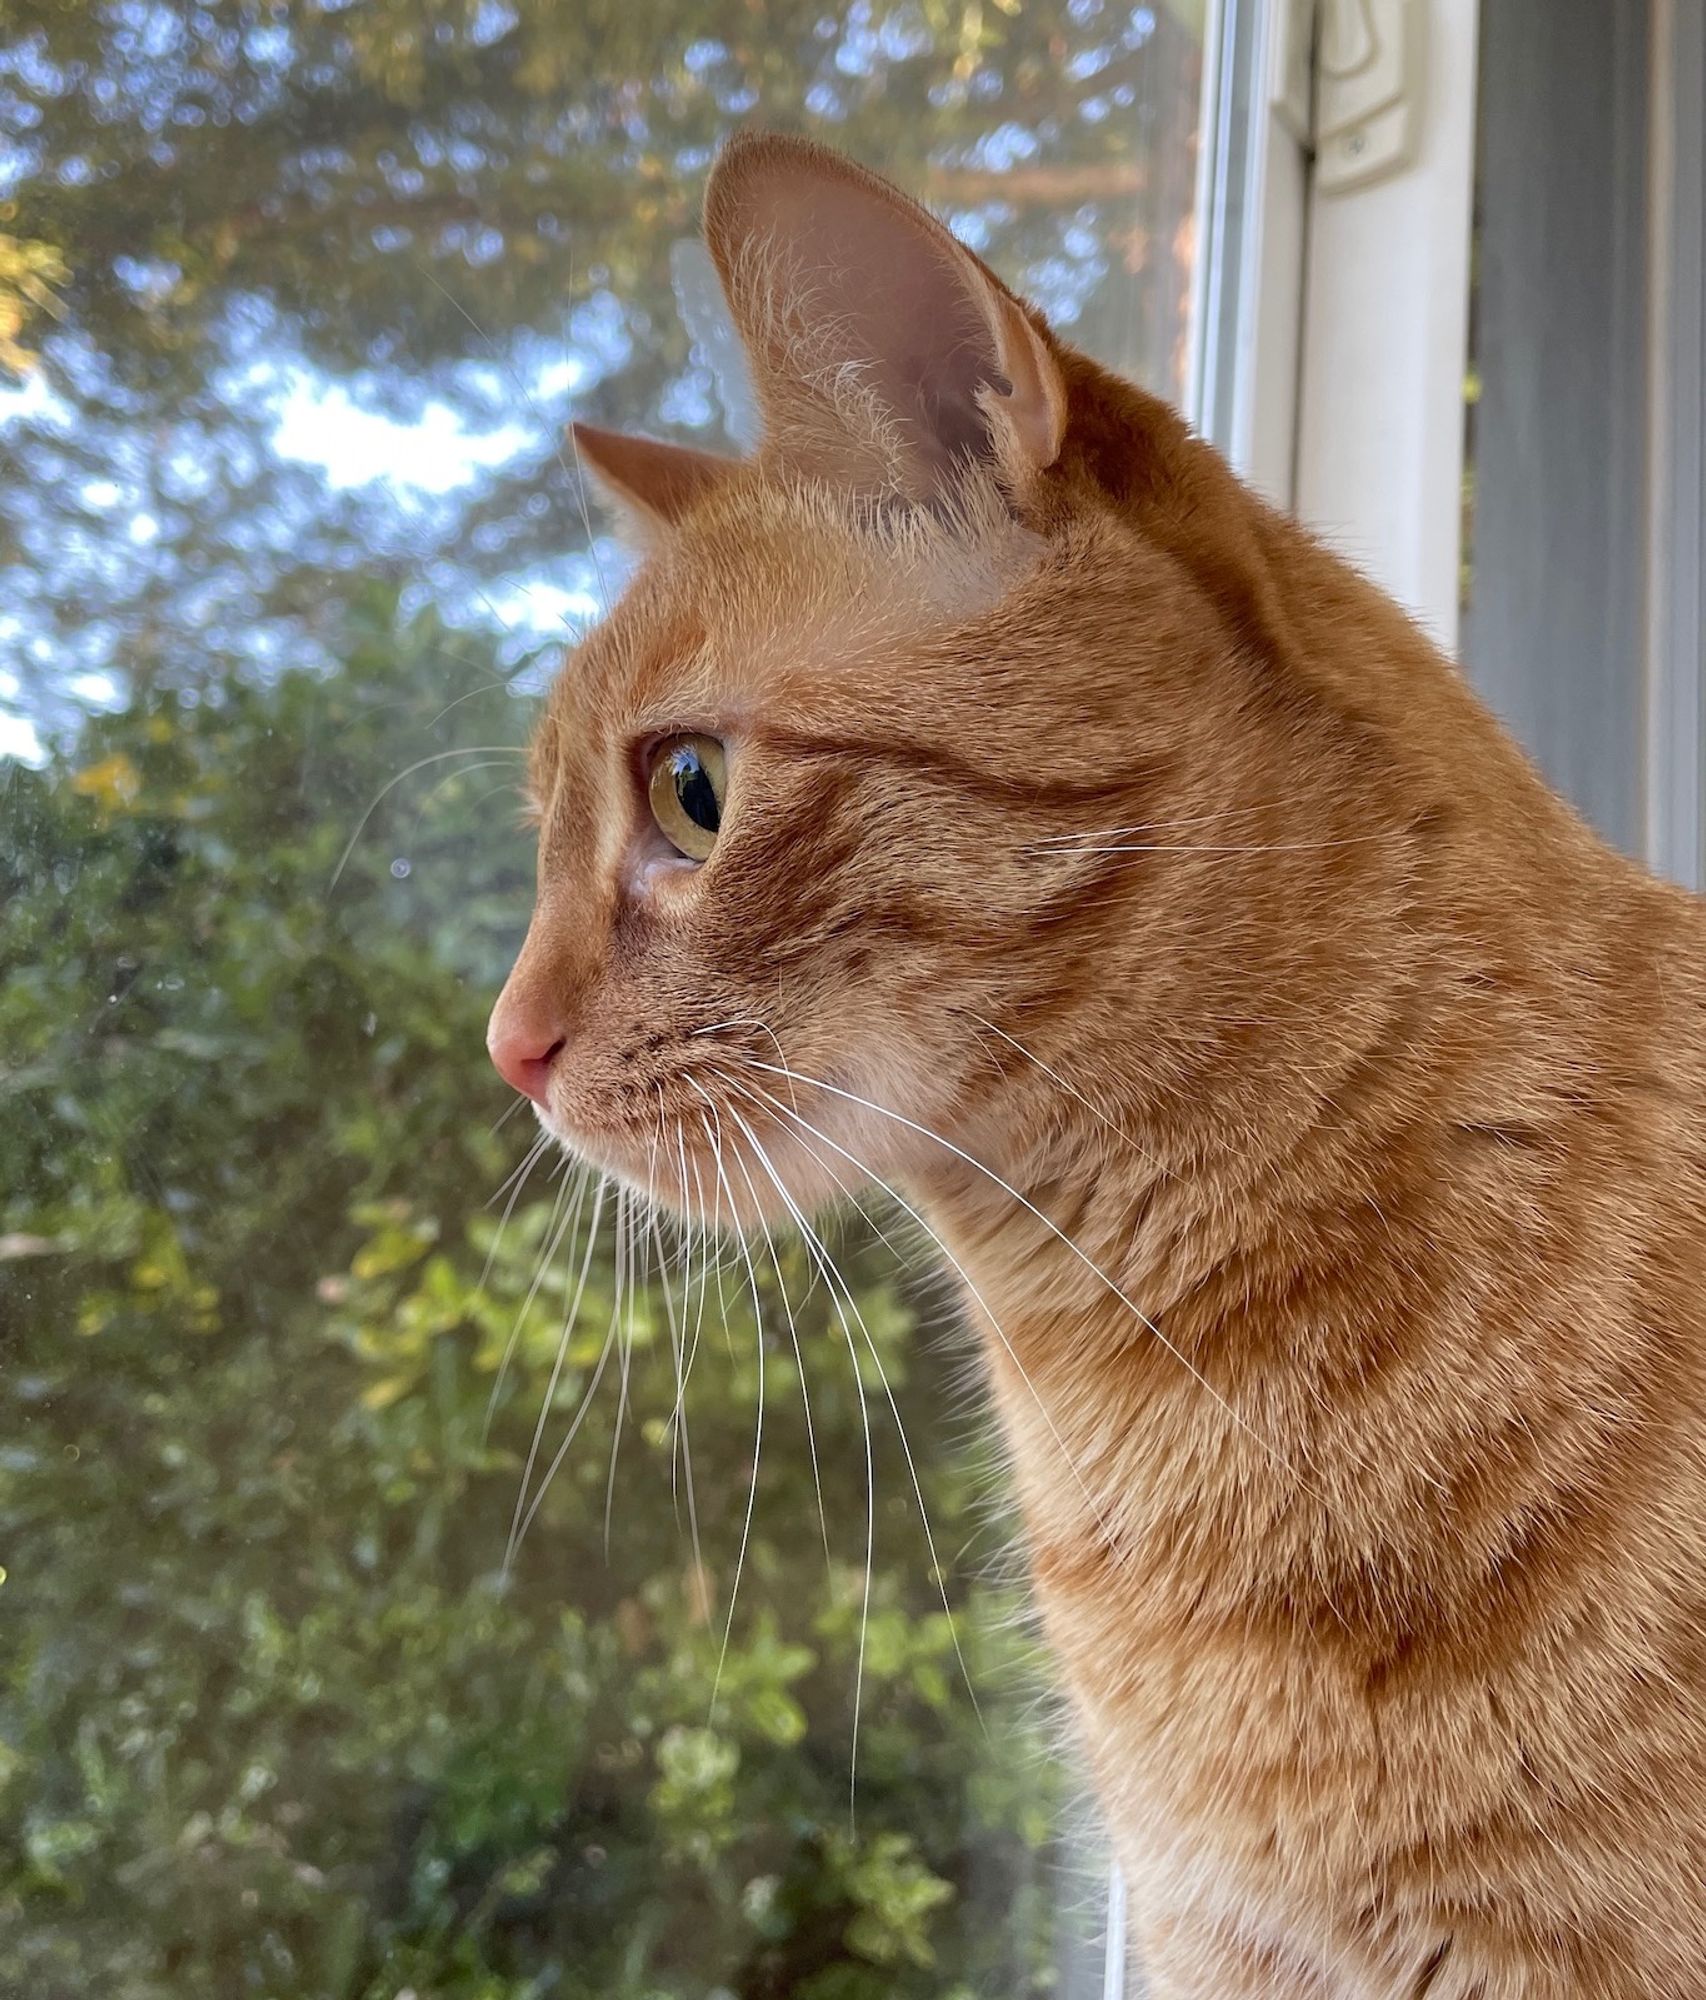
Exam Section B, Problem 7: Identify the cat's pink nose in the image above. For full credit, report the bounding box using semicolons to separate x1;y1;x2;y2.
487;998;567;1107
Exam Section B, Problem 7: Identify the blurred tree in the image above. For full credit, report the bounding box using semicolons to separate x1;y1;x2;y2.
2;0;1202;725
1;2;1206;1989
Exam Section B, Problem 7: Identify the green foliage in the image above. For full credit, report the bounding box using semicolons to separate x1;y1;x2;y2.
0;1;1199;1984
0;597;1075;1996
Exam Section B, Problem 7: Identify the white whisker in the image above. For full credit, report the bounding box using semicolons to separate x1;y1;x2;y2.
483;1162;586;1443
738;1056;1317;1502
511;1308;621;1560
688;1099;765;1721
677;1134;716;1423
604;1186;634;1560
696;1092;875;1824
1023;792;1328;850
722;1114;831;1573
489;1091;535;1138
968;1013;1167;1177
722;1070;1159;1550
727;1098;984;1740
328;745;526;894
1034;834;1390;857
401;757;526;847
655;1099;694;1511
649;1201;708;1612
484;1125;553;1224
504;1175;609;1570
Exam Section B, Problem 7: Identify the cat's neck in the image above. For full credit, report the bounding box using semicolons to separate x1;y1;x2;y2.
901;412;1692;1640
908;928;1564;1645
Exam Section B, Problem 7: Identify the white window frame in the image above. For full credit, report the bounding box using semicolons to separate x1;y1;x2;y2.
1274;0;1704;886
1290;0;1482;654
1195;0;1486;652
1192;0;1313;502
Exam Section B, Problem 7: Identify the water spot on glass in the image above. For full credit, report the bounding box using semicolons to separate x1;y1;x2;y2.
390;857;411;879
160;974;185;991
363;1013;377;1036
63;1444;80;1461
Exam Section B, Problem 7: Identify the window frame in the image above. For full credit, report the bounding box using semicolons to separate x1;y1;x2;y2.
1192;0;1314;502
1290;0;1482;653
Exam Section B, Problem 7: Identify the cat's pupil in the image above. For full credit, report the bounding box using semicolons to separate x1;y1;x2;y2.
673;752;720;834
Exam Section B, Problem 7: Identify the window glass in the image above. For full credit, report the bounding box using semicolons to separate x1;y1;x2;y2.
2;6;1207;1994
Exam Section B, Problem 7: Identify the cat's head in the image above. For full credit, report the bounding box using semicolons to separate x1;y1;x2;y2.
488;133;1252;1221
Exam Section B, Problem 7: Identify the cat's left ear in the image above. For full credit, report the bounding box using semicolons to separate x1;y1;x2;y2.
570;422;735;535
703;132;1068;502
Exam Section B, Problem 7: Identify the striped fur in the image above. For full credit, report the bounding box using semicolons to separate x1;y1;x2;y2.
499;136;1706;1995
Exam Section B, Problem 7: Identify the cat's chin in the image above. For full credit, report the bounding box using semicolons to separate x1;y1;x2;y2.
532;1103;861;1236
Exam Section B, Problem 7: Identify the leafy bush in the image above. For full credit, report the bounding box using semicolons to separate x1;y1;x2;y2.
0;594;1075;1998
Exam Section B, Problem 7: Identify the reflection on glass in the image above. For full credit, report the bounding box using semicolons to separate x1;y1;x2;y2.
1;6;1203;1994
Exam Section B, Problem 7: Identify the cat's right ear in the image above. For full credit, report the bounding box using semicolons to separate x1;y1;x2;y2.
570;422;734;538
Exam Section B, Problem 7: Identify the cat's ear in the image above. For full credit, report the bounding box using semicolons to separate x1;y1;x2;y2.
570;422;734;535
703;132;1067;502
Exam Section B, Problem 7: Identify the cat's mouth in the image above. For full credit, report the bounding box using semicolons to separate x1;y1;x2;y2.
517;1015;954;1239
532;1084;862;1235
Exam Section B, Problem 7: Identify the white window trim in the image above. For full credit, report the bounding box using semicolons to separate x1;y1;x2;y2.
1291;0;1482;654
1193;0;1313;500
1196;0;1483;647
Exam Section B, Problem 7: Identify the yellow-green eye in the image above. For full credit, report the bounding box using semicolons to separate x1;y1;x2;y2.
647;734;726;862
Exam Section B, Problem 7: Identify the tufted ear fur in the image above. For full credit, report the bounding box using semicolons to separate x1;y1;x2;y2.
702;131;1067;503
570;421;735;535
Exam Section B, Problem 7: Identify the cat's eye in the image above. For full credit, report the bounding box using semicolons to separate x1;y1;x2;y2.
647;734;726;862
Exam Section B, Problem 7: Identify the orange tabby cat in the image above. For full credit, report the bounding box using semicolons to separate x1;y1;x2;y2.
487;134;1706;1996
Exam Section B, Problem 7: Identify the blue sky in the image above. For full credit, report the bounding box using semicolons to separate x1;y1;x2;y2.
0;347;618;764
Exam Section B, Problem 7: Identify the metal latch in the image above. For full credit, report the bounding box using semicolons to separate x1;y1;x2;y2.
1273;0;1427;194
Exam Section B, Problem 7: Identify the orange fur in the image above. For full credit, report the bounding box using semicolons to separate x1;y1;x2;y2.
494;136;1706;1995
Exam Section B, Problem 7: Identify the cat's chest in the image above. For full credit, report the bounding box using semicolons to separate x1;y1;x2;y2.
1017;1489;1406;1926
1029;1530;1499;1997
1059;1647;1372;1997
1036;1544;1359;1843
